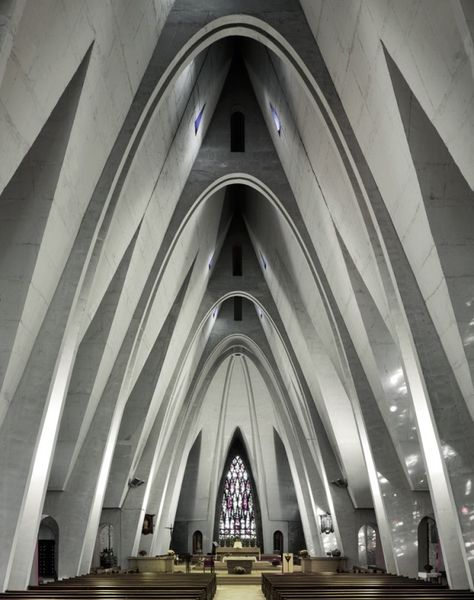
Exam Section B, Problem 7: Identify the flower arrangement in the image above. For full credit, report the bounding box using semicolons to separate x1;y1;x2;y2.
233;566;246;574
299;549;309;558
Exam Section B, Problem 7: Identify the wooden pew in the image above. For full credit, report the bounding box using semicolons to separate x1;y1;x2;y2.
2;573;216;600
261;573;474;600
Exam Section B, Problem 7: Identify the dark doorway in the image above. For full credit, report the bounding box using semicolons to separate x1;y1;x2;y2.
418;516;443;573
192;530;203;554
38;516;59;581
38;540;55;579
273;530;283;554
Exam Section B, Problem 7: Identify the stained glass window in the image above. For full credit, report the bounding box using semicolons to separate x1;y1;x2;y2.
219;455;256;544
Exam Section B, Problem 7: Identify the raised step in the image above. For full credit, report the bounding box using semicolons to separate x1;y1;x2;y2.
217;575;262;585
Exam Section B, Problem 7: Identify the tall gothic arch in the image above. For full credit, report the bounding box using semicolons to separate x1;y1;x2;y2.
213;430;264;551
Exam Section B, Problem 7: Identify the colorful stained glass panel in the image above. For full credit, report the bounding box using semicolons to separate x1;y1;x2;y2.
219;455;257;544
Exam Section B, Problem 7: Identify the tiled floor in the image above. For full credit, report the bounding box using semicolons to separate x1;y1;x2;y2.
215;585;265;599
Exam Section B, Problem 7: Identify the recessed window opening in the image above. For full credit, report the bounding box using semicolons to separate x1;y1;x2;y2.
219;455;257;544
194;104;206;134
192;530;203;554
269;103;281;136
232;245;242;276
234;296;242;321
230;111;245;151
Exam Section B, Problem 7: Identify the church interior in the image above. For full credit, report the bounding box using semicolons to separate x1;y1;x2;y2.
1;0;474;598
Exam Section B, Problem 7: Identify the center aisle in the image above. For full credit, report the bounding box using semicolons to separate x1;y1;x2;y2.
215;585;264;600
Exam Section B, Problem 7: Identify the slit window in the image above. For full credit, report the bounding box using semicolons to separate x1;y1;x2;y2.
232;245;242;276
234;296;242;321
269;103;281;136
194;104;206;134
231;111;245;151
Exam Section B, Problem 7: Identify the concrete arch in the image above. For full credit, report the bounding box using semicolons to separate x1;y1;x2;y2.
148;328;346;559
2;2;474;592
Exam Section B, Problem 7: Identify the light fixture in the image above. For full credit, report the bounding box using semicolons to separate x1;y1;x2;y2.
128;477;145;488
330;478;348;488
320;512;334;534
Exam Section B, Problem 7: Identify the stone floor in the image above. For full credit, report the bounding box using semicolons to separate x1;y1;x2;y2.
215;585;264;599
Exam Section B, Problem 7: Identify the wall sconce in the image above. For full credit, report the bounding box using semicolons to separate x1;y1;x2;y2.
320;512;334;534
129;477;145;488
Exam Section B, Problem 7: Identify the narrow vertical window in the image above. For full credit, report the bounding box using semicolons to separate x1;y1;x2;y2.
232;245;242;276
269;103;281;136
230;111;245;151
194;104;206;134
234;296;242;321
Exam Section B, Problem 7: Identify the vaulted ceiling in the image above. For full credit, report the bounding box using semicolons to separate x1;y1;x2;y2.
1;0;474;592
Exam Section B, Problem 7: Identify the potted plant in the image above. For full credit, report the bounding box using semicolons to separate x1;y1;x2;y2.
299;549;309;558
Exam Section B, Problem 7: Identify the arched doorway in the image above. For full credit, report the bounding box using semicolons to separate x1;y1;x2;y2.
358;524;379;568
38;516;59;581
418;516;443;573
192;530;203;554
273;530;283;554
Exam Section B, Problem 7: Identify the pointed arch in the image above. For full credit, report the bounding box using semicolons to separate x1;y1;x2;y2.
213;429;263;549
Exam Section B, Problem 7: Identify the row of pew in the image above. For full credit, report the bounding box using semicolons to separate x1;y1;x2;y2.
2;573;216;600
262;573;474;600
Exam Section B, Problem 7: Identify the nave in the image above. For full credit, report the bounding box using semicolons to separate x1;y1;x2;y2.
2;0;474;593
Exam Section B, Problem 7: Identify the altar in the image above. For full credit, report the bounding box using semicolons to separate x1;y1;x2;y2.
223;556;257;574
216;546;260;560
128;556;174;573
301;556;347;574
